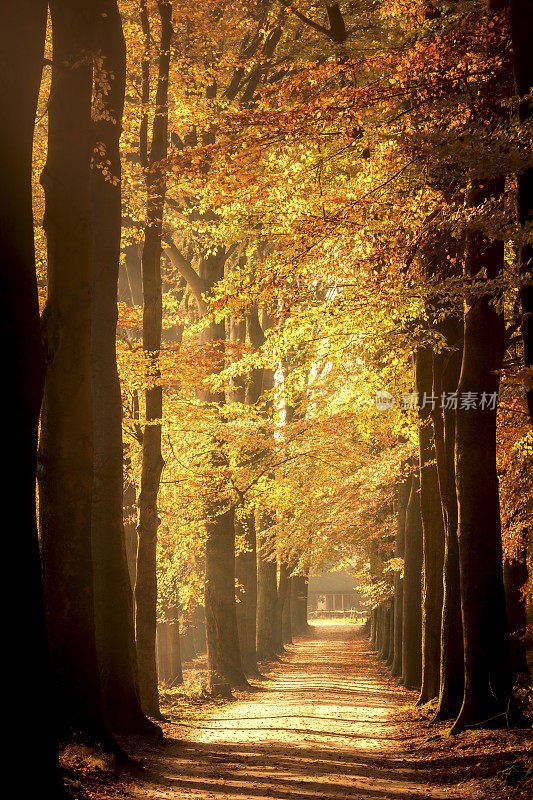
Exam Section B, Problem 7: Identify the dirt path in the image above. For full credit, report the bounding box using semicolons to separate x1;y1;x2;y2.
135;623;461;800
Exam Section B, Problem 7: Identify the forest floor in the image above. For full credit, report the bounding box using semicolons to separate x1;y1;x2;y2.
63;622;533;800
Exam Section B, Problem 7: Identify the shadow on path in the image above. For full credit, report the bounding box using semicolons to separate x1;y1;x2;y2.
134;623;465;800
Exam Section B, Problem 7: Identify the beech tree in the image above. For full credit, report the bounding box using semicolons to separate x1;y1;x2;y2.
39;0;114;744
402;474;423;689
135;0;174;718
91;0;159;736
451;0;515;732
1;1;63;793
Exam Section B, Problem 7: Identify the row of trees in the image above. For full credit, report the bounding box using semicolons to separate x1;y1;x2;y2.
5;0;533;794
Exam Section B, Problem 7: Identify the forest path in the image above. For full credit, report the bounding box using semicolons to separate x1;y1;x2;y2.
136;623;462;800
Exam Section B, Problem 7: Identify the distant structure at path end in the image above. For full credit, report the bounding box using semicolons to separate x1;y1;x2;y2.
307;569;362;617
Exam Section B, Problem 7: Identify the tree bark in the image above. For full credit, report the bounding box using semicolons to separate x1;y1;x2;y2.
433;321;464;721
379;602;392;661
370;607;377;648
282;577;293;644
402;474;423;689
165;250;249;692
256;511;279;661
504;553;529;677
39;0;115;745
156;618;183;686
235;511;260;675
386;598;395;667
199;253;249;693
231;316;261;676
90;0;157;737
274;560;291;653
291;572;309;635
391;472;412;676
415;347;445;704
205;505;248;694
135;0;173;718
191;604;207;654
1;1;63;791
452;175;514;732
123;475;138;595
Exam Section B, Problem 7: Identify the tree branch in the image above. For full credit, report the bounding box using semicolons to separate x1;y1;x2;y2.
163;236;208;314
276;0;333;39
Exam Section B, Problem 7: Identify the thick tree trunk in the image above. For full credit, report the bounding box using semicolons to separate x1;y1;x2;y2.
504;554;529;677
370;607;377;648
402;475;423;689
165;259;248;693
275;560;291;653
433;323;464;721
510;0;533;424
415;348;445;704
282;578;293;644
135;0;173;718
377;605;384;653
231;316;260;677
391;473;412;676
191;605;207;654
291;573;309;635
379;602;392;661
255;356;279;662
373;608;380;650
205;506;248;694
452;175;514;732
201;393;249;694
197;253;249;693
90;0;156;737
386;598;395;667
235;511;260;675
123;476;138;595
39;0;115;745
156;619;183;686
256;515;279;661
1;2;63;792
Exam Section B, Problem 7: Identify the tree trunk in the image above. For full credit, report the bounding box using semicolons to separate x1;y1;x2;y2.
135;0;173;718
415;347;445;704
39;0;114;745
256;513;279;661
235;511;260;675
291;573;309;634
205;505;248;694
231;315;260;677
164;253;248;693
433;322;464;721
379;602;392;661
386;598;395;667
282;578;293;644
504;553;529;677
191;605;207;654
452;175;514;732
391;472;412;676
90;0;156;737
378;603;386;656
402;474;423;689
156;619;183;686
198;253;248;693
1;1;63;791
274;560;291;653
510;0;533;424
370;607;377;648
123;476;138;595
